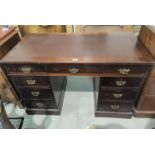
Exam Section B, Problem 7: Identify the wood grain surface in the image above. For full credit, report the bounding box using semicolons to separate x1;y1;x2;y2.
0;33;154;64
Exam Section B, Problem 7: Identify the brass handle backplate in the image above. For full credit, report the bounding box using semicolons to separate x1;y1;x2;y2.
113;93;123;98
118;68;130;75
110;104;120;110
68;68;79;74
116;80;126;86
21;67;31;73
31;91;40;96
26;80;36;85
36;102;44;107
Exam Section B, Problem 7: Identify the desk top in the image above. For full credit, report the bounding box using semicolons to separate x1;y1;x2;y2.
0;33;154;64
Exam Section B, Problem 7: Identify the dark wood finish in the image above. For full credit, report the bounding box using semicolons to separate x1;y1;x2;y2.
26;77;66;115
0;32;20;58
3;64;45;74
10;76;50;87
46;64;150;75
26;108;61;115
135;26;155;117
137;95;155;111
0;26;20;58
13;76;66;115
94;75;147;118
17;88;54;99
2;63;151;78
97;101;134;112
0;33;154;64
0;33;154;117
3;65;67;115
23;99;58;109
98;89;138;101
100;77;144;88
138;25;155;58
134;107;155;118
135;67;155;116
95;111;133;118
96;75;146;117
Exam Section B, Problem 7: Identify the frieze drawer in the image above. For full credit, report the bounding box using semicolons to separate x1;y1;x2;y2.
47;64;150;75
2;64;45;74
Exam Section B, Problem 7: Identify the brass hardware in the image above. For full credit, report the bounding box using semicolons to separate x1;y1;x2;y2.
113;93;123;98
68;68;79;73
110;104;120;110
116;80;126;86
31;91;40;96
36;102;43;107
118;68;130;75
26;80;36;85
21;67;31;73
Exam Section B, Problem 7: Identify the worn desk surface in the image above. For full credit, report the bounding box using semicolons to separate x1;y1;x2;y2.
0;33;154;64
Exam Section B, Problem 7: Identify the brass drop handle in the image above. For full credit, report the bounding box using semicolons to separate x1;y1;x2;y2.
36;102;43;107
115;80;126;86
113;93;123;98
26;80;36;85
21;67;31;73
118;68;130;75
110;104;120;110
31;91;40;96
68;68;79;74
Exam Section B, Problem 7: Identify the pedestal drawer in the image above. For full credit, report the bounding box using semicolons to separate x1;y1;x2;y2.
100;77;143;88
22;99;58;109
10;76;50;87
17;88;54;99
98;89;138;101
97;101;134;112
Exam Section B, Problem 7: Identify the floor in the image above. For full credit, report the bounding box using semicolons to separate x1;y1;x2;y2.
5;77;155;129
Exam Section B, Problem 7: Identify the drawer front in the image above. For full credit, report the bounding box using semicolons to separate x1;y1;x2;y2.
23;99;58;109
98;89;138;101
3;64;45;74
3;64;150;75
47;64;102;73
10;76;50;87
102;65;150;75
100;77;143;88
47;64;150;75
17;88;54;99
97;101;134;112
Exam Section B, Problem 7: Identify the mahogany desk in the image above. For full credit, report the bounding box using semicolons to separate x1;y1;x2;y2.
0;33;154;118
